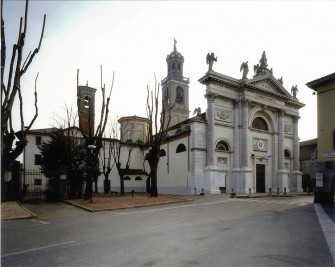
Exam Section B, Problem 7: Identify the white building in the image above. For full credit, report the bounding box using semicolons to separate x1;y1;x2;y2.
23;43;305;196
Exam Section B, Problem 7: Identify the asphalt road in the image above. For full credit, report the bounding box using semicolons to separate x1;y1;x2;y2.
1;195;334;267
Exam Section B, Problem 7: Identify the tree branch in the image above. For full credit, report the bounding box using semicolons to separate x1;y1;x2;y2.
24;72;39;133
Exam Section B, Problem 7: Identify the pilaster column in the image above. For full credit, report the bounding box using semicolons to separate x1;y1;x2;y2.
205;91;217;166
278;109;285;170
293;116;300;170
233;99;240;168
241;99;250;167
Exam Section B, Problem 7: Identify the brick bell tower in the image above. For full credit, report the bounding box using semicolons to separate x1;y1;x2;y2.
161;39;190;128
78;85;97;135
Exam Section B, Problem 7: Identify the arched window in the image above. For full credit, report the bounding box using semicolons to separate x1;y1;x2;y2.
84;96;90;108
284;149;291;159
216;140;230;151
176;143;186;153
135;176;142;181
176;86;184;104
177;63;180;70
160;149;166;157
124;176;131;181
172;63;175;70
252;117;269;131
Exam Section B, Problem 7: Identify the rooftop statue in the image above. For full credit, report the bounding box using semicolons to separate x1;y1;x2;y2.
278;77;283;85
240;61;249;80
174;38;177;51
260;51;268;68
206;53;217;71
291;85;298;99
193;107;201;117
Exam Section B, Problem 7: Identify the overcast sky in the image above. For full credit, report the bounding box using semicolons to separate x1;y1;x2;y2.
3;1;335;141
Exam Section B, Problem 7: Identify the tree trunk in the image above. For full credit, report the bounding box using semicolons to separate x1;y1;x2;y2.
150;166;158;197
104;175;110;194
120;174;125;196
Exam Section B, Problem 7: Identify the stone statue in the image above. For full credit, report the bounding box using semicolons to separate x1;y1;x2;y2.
193;107;201;117
291;85;298;99
278;77;283;85
240;61;249;80
260;51;268;68
206;53;217;71
254;64;261;76
174;38;177;51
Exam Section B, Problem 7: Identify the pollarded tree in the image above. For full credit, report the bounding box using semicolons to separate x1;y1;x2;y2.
146;77;172;197
76;66;113;199
1;0;46;201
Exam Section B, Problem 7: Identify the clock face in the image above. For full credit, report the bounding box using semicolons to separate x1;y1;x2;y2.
257;140;264;150
176;86;184;104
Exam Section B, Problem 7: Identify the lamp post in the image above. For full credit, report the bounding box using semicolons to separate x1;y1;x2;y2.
85;144;96;200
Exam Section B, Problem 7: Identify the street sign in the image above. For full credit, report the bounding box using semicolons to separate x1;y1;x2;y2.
315;173;323;188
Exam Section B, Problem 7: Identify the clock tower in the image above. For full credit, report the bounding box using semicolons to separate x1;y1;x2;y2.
161;39;190;128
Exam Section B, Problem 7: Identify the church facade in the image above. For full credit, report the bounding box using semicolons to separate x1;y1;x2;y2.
139;44;305;194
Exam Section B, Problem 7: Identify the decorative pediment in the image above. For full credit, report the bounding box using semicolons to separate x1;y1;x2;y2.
245;75;292;98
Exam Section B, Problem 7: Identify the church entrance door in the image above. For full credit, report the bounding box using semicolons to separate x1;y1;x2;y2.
256;164;265;193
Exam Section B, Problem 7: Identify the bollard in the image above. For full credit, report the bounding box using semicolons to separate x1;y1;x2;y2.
249;188;251;194
131;189;135;198
194;187;197;195
269;188;272;196
200;188;204;196
277;187;279;195
230;188;236;198
284;187;287;195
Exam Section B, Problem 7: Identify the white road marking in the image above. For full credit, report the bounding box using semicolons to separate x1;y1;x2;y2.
31;220;49;225
108;199;230;215
1;241;75;258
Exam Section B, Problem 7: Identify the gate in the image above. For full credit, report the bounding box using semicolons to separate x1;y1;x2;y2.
22;169;46;202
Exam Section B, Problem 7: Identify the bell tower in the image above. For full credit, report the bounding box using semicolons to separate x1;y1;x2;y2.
161;39;190;128
78;85;97;135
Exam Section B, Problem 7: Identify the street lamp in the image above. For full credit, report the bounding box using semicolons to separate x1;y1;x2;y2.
85;144;96;200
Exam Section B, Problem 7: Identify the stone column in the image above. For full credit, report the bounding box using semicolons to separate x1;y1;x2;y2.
233;100;240;169
205;91;217;166
292;115;303;192
203;91;220;195
293;116;300;170
239;98;253;193
277;109;288;192
241;99;249;167
278;109;285;170
232;99;240;192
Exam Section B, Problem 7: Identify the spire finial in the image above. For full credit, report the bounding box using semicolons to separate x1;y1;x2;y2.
174;38;177;51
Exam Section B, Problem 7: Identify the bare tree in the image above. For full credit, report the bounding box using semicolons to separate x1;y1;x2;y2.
76;66;113;199
146;76;171;197
100;136;115;194
1;0;46;201
109;120;137;196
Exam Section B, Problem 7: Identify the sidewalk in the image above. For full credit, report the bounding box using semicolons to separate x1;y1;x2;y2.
1;201;36;220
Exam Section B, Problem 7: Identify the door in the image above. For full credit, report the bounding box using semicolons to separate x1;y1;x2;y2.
256;164;265;193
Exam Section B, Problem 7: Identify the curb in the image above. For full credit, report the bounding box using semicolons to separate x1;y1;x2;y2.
2;201;37;221
64;197;193;212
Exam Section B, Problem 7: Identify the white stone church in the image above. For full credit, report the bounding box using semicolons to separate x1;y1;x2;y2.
24;41;305;195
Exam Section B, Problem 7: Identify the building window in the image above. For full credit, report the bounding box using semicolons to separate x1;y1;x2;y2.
252;117;269;131
135;176;142;181
34;179;42;185
176;86;184;104
176;143;186;153
177;63;180;70
172;63;175;70
216;141;230;151
284;149;291;159
35;136;42;145
124;176;131;181
160;149;166;157
34;154;42;165
84;96;90;108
